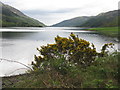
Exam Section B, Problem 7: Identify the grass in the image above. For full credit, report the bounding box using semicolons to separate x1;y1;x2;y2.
87;27;118;37
2;15;45;27
2;52;119;88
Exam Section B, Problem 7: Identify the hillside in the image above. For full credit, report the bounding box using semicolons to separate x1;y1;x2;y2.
52;10;119;27
52;16;91;27
0;2;46;27
80;10;119;27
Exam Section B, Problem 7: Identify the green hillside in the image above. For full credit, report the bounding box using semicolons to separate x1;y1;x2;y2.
52;10;119;27
80;10;119;27
52;16;91;27
0;2;46;27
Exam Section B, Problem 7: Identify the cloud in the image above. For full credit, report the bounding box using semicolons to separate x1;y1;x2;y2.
22;8;79;15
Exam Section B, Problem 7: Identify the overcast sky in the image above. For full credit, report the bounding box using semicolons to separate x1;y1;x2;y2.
1;0;119;25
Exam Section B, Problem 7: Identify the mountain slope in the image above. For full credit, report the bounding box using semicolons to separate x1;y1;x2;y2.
80;10;119;27
0;2;46;27
52;10;119;27
52;16;91;27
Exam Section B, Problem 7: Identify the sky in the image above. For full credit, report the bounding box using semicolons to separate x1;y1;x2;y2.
1;0;119;25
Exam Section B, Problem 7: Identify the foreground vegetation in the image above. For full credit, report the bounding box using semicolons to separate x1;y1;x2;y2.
87;27;118;37
3;33;119;88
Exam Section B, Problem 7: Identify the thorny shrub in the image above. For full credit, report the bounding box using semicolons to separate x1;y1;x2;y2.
31;33;114;71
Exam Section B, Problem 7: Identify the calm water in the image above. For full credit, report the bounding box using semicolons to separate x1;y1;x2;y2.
0;27;119;77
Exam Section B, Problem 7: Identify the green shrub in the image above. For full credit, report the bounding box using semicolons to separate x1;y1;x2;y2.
31;33;114;72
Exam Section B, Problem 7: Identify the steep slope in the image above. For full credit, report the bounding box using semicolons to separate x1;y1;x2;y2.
0;2;45;27
80;10;119;27
52;16;91;27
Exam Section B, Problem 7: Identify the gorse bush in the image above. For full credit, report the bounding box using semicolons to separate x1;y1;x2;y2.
3;33;118;88
31;33;114;72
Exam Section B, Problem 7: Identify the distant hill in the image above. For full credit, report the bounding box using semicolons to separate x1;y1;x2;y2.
52;10;119;27
52;16;91;27
0;2;46;27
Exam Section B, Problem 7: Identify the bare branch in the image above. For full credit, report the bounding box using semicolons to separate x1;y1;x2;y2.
0;58;32;71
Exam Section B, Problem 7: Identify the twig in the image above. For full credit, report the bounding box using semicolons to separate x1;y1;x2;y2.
5;68;28;76
42;80;50;88
0;58;32;71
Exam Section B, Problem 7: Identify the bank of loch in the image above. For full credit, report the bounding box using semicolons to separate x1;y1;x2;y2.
86;27;118;38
